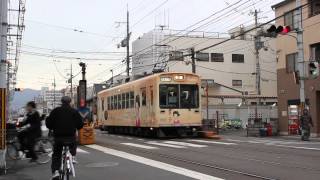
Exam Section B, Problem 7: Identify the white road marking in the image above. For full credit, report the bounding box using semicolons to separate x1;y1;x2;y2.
127;137;133;140
272;144;320;151
147;142;186;148
188;140;237;145
137;139;144;141
86;144;224;180
77;148;89;154
164;141;208;148
121;143;158;150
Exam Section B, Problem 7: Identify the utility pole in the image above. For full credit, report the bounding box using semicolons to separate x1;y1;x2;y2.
0;0;8;89
254;9;261;96
191;48;196;73
110;69;114;85
295;0;305;109
53;76;56;109
70;63;73;101
126;8;130;77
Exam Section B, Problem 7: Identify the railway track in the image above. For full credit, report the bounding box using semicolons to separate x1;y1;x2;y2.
95;139;278;180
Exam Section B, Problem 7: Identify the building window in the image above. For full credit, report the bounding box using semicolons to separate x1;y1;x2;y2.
196;52;209;61
169;51;184;61
284;11;296;29
232;80;242;87
211;53;224;62
310;0;320;17
310;43;320;62
232;54;244;63
286;53;297;73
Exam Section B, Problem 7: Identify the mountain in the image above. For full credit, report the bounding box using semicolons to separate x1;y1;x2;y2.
11;88;41;110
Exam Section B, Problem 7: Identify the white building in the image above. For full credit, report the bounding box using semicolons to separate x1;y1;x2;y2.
40;87;63;111
132;27;278;127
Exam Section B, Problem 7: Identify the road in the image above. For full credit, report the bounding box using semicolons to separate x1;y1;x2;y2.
3;130;320;180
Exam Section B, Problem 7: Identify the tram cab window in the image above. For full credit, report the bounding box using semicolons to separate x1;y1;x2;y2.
180;85;199;108
125;93;129;108
159;84;179;108
122;93;126;109
129;91;135;108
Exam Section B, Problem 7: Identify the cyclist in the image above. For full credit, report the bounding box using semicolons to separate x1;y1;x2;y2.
46;96;84;180
17;101;42;162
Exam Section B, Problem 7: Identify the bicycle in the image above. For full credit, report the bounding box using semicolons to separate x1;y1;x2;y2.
59;142;76;180
6;135;53;166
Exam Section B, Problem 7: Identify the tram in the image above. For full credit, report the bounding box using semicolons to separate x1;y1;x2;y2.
97;72;202;137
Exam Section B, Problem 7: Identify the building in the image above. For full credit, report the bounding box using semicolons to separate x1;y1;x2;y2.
38;87;64;113
132;27;278;127
272;0;320;136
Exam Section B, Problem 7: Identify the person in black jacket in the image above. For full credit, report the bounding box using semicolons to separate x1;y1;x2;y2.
17;101;42;162
46;96;84;180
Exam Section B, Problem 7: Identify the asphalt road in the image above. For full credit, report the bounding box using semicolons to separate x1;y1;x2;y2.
2;131;320;180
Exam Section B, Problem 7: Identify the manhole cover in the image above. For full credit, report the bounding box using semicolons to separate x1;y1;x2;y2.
85;162;119;168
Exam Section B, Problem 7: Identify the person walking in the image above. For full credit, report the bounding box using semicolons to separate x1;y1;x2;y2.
17;101;42;162
46;96;84;180
300;109;314;141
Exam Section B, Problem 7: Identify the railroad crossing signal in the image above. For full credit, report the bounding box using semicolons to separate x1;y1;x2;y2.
14;88;22;91
309;61;319;79
265;25;291;37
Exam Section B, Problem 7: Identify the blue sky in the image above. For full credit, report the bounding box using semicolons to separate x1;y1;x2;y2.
16;0;282;90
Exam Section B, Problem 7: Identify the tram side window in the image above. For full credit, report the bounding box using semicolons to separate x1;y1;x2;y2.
180;85;199;108
122;93;126;109
110;96;112;110
101;99;105;111
125;92;129;108
118;94;122;109
150;88;153;106
141;88;146;106
107;97;110;110
129;91;135;108
159;84;179;108
113;95;117;110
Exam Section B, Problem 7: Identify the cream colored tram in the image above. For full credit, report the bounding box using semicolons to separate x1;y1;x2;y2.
97;72;202;137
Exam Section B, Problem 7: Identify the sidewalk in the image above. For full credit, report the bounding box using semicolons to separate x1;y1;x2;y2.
1;145;195;180
219;129;320;142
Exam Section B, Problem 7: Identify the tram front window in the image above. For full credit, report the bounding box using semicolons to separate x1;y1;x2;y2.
159;84;199;109
180;85;199;108
159;84;179;108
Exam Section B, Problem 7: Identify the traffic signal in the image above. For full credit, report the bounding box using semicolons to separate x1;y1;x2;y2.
309;61;319;79
265;25;291;37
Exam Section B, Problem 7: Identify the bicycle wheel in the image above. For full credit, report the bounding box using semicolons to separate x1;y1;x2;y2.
6;143;18;160
34;138;53;164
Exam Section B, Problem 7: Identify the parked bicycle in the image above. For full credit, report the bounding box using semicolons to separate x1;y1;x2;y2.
59;142;76;180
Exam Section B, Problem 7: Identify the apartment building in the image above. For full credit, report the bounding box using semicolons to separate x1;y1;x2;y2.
272;0;320;136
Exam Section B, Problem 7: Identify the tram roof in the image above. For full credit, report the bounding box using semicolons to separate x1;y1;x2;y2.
98;72;199;95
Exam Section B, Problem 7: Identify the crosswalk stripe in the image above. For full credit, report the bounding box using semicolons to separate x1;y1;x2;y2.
146;142;186;148
188;140;237;145
77;148;89;154
164;141;207;148
121;143;158;149
87;144;224;180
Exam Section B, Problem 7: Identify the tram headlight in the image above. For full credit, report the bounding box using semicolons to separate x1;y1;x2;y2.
174;75;184;80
